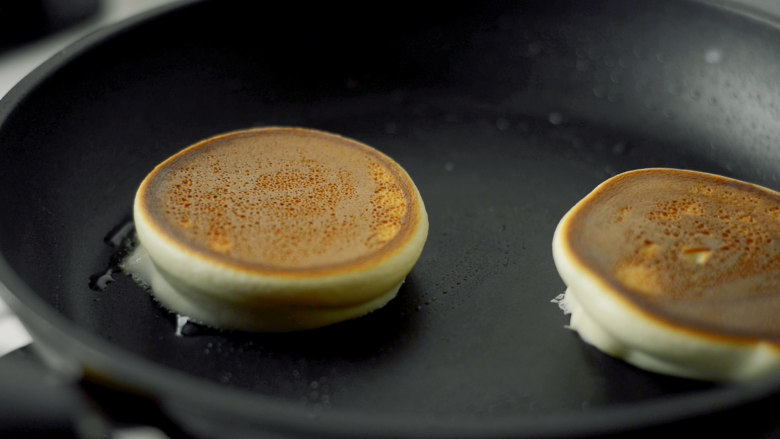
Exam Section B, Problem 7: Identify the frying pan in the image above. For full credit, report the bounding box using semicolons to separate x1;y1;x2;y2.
2;0;780;437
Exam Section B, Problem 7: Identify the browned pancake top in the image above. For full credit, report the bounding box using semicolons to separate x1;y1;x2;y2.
138;128;420;273
564;168;780;342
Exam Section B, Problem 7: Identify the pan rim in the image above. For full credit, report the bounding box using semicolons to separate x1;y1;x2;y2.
3;254;779;437
2;0;780;436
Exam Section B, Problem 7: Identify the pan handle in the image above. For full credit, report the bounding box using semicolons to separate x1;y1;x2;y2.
0;348;87;438
0;348;175;439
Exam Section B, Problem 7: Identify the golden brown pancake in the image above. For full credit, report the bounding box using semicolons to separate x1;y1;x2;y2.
130;127;428;331
553;168;780;380
141;127;420;273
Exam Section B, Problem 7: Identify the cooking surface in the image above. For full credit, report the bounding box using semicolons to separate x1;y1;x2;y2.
1;0;778;356
2;1;780;438
77;108;720;411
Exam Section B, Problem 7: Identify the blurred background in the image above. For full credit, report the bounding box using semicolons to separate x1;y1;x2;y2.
0;0;182;98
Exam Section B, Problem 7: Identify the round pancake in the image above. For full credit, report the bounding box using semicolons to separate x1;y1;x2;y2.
132;127;428;331
553;168;780;381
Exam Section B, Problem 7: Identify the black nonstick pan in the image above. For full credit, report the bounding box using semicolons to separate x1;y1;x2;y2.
2;0;780;437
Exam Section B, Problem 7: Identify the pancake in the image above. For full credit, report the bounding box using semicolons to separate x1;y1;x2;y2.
552;168;780;381
130;127;428;331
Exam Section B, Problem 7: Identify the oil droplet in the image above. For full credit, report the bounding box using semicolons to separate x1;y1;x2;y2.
496;117;510;130
548;112;563;125
175;314;190;337
104;217;135;247
91;217;140;292
88;268;115;291
705;48;723;64
611;141;627;156
551;292;571;314
609;69;623;84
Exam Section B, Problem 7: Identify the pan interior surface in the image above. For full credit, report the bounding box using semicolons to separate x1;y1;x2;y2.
1;0;780;436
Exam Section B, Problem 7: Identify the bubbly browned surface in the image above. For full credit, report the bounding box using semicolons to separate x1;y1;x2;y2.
564;169;780;342
139;128;418;272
